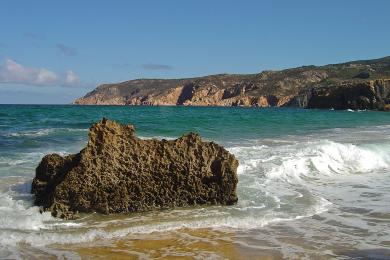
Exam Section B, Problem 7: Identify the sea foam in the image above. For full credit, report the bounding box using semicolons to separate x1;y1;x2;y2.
267;141;390;181
229;140;390;182
0;196;330;247
4;128;87;138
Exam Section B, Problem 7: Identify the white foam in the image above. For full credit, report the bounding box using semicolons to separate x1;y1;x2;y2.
234;205;266;211
0;192;81;232
0;193;53;231
345;108;367;112
229;139;390;182
62;128;88;132
267;141;390;181
7;129;54;137
0;158;31;166
5;128;87;138
0;196;330;247
228;145;269;175
0;150;70;167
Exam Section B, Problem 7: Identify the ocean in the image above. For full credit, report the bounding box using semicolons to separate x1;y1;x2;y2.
0;105;389;259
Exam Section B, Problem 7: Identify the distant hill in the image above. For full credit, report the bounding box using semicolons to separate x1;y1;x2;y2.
74;56;390;110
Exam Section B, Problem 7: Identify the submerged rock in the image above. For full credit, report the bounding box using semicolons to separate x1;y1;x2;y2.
31;118;239;219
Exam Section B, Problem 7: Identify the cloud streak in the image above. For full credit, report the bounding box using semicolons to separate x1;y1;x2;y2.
56;43;77;56
141;63;173;70
23;32;43;40
0;59;82;87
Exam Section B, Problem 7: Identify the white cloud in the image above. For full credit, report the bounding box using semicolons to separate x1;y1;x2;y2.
35;69;58;85
0;59;82;87
65;70;80;85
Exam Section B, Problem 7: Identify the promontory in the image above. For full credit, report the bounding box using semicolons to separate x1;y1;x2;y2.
75;56;390;111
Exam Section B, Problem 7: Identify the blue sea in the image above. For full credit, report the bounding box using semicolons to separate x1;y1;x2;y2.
0;105;390;259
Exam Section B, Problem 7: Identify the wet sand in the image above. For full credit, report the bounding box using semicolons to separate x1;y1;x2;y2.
59;229;282;259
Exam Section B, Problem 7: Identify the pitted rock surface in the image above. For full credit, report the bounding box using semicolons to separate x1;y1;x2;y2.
31;118;239;219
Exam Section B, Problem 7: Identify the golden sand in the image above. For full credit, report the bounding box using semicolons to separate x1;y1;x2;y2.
56;228;282;259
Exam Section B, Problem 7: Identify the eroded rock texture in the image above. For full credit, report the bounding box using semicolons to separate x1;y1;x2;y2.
31;119;239;219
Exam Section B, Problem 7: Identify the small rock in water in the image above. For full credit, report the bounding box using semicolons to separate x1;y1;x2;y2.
31;118;239;219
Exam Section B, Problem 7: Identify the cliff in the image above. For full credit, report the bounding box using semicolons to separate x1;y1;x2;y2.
31;119;239;219
75;56;390;110
293;79;390;111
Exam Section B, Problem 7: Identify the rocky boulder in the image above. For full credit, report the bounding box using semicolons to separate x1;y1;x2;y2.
31;118;239;219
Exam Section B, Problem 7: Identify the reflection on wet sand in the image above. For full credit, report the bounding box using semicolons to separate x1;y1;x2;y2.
60;228;282;259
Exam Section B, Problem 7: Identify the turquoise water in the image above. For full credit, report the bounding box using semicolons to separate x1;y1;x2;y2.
0;105;390;258
1;105;390;139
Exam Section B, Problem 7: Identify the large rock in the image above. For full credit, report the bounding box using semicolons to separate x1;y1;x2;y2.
31;118;239;219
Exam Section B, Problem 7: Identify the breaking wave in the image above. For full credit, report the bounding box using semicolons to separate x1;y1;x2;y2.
230;140;390;182
267;141;390;181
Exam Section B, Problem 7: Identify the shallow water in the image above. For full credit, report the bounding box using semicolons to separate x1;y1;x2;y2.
0;105;389;259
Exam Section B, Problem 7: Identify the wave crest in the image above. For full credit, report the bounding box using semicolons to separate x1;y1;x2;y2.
267;141;390;180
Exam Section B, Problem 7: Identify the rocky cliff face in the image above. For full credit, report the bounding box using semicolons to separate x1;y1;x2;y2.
308;79;390;110
31;119;239;219
74;71;328;107
288;79;390;110
75;56;390;110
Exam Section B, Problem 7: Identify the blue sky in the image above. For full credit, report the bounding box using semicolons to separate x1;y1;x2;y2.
0;0;389;104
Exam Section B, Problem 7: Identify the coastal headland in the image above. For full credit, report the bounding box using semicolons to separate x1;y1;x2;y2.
75;56;390;111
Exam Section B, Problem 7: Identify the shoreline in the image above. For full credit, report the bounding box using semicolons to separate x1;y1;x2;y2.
1;103;388;113
1;106;390;259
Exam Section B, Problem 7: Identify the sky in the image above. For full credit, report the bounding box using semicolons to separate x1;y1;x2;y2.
0;0;389;104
